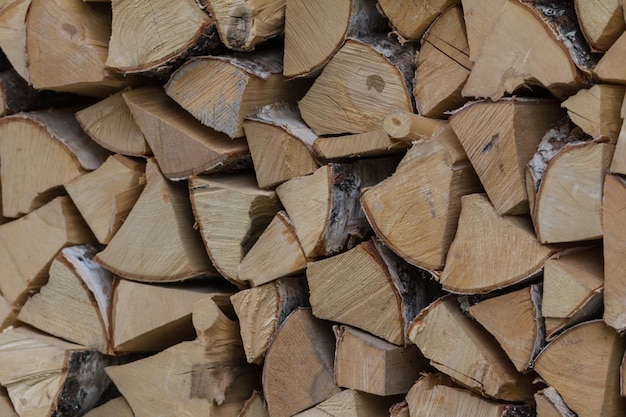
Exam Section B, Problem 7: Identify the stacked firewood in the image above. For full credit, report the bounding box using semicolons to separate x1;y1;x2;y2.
0;0;623;416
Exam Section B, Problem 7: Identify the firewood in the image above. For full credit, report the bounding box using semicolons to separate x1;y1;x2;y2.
312;130;408;159
462;0;595;100
377;0;459;41
0;0;30;81
76;91;151;157
84;397;134;417
0;327;114;417
238;391;268;417
610;95;626;174
594;30;626;83
192;296;242;357
231;277;309;364
190;174;279;285
382;110;447;142
0;296;17;331
276;159;397;258
575;0;625;52
201;0;285;51
389;401;410;417
0;196;95;306
65;154;145;245
535;387;577;417
438;194;559;294
95;159;217;281
242;103;320;188
237;211;307;287
449;98;565;215
0;388;17;417
333;325;429;396
414;6;472;118
534;320;626;417
165;49;310;138
307;239;441;346
527;121;615;243
460;0;507;62
298;35;416;135
467;284;544;373
0;109;109;218
292;389;395;417
361;125;482;271
407;296;535;401
262;308;341;417
283;0;386;78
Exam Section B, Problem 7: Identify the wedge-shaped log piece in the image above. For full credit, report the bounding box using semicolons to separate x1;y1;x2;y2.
0;109;109;218
106;0;220;75
561;84;626;141
535;387;577;417
263;308;341;417
231;277;309;364
0;196;94;306
333;325;429;396
237;211;307;287
276;159;397;258
604;174;626;332
543;248;603;339
0;0;30;81
18;245;113;354
534;320;626;417
408;296;536;401
299;36;415;135
361;125;482;271
576;0;625;52
95;159;217;281
610;94;626;174
312;130;408;160
462;0;595;100
0;327;114;417
166;49;310;138
238;391;269;417
76;91;151;157
284;0;386;78
450;98;565;215
439;194;559;294
461;0;507;62
468;284;544;372
293;389;395;417
84;397;134;417
382;110;447;142
527;121;615;243
192;296;242;358
190;174;279;285
377;0;458;41
65;154;145;244
414;6;472;118
308;239;441;346
594;31;626;83
243;103;319;188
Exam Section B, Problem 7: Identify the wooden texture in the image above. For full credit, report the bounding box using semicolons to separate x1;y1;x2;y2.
610;93;626;174
575;0;625;51
84;397;134;417
292;389;395;417
461;0;507;62
594;30;626;83
311;130;408;159
377;0;459;41
192;296;242;355
382;110;446;142
238;391;269;417
535;387;576;417
0;0;30;81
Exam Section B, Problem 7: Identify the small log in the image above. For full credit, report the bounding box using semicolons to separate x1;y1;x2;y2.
594;30;626;83
238;391;269;417
84;397;134;417
298;35;416;135
610;94;626;174
535;387;577;417
534;320;626;417
192;296;242;357
333;325;429;396
0;0;30;81
575;0;625;52
262;308;341;417
382;110;447;142
95;159;217;282
407;296;536;401
377;0;459;41
312;130;408;160
460;0;507;62
292;389;396;417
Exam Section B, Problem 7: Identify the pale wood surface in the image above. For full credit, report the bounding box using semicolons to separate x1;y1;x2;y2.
0;388;17;417
575;0;625;51
382;110;446;142
594;30;626;83
0;0;30;81
461;0;507;62
610;93;626;174
238;391;268;417
192;296;243;359
293;389;395;417
312;130;408;159
84;397;134;417
535;387;576;417
377;0;459;41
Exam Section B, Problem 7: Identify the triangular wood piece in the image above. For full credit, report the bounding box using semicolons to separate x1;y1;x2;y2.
407;296;535;401
192;295;242;355
0;196;95;306
439;193;560;294
576;0;625;51
0;0;30;81
0;109;109;218
534;320;626;417
377;0;457;41
361;125;482;271
95;159;217;281
293;389;396;417
382;109;447;142
449;98;565;215
231;277;309;364
262;308;341;417
190;174;279;285
237;211;307;287
610;94;626;174
460;0;507;62
312;130;408;160
238;391;269;417
84;397;134;417
594;30;626;83
535;387;577;417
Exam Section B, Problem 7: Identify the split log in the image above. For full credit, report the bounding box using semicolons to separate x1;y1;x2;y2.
381;109;447;142
312;130;408;160
192;296;242;356
262;308;341;417
0;196;94;306
84;397;134;417
361;125;482;271
231;277;309;364
293;389;395;417
298;35;416;135
0;0;30;81
438;193;560;294
413;6;472;118
333;325;429;396
594;30;626;83
449;98;565;215
535;387;577;417
238;391;269;417
610;94;626;174
75;91;151;157
534;320;626;417
283;0;386;78
65;154;145;244
575;0;625;52
307;239;441;346
190;174;279;285
165;49;310;138
0;109;109;218
237;211;306;287
460;0;507;62
95;159;216;281
407;296;536;401
526;120;614;243
377;0;459;41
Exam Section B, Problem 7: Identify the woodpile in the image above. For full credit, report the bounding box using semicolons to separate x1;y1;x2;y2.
0;0;625;416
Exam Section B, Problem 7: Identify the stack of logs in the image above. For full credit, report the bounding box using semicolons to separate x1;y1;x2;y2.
0;0;624;416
